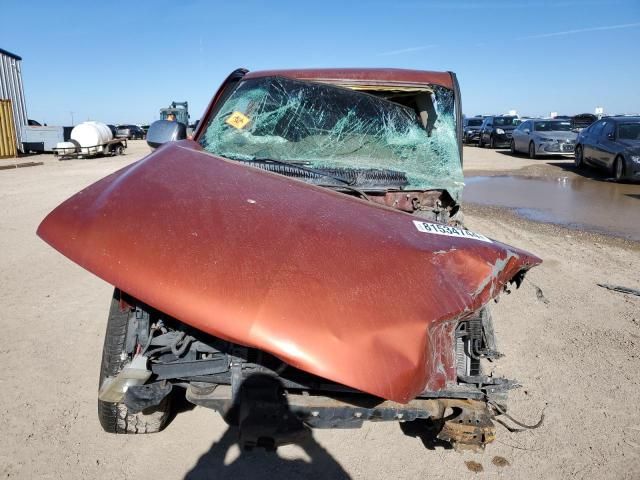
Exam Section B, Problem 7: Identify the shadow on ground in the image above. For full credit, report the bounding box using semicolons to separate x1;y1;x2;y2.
400;418;453;450
184;426;350;480
493;150;630;183
183;374;351;479
180;371;456;479
495;149;574;162
545;161;621;182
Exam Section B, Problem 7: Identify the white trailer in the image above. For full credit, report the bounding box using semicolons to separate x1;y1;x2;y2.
53;121;127;159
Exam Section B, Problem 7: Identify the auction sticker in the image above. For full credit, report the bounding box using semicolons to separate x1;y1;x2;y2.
413;220;492;243
225;111;250;129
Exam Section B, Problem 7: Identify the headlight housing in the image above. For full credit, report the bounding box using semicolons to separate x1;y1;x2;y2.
495;128;505;134
631;155;640;164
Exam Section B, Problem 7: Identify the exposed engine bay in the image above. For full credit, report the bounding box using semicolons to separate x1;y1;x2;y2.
110;290;516;450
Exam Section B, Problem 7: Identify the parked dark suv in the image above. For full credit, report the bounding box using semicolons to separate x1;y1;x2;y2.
116;125;146;140
575;116;640;182
478;115;520;148
463;116;484;144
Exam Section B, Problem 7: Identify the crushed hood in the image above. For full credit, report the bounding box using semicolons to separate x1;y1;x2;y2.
37;140;541;403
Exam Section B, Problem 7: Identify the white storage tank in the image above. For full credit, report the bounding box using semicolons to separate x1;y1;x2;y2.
70;121;113;148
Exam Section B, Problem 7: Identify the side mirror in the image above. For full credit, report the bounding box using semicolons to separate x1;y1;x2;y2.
524;129;530;134
146;120;187;149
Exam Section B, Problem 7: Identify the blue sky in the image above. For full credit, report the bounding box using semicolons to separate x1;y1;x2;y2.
1;0;639;125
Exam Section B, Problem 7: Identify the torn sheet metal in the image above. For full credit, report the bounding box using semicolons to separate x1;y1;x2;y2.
37;141;540;403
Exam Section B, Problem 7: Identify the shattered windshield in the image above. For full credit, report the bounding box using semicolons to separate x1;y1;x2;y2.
200;76;463;200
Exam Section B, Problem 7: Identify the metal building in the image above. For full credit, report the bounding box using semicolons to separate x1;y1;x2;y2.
0;48;28;154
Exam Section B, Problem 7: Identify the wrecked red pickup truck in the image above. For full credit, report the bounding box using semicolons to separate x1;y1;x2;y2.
37;68;541;450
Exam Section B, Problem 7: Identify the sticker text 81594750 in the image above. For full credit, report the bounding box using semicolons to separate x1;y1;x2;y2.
413;220;492;243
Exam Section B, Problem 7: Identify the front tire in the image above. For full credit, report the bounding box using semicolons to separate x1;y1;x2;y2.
489;135;496;149
528;141;537;159
98;289;171;434
614;156;625;182
575;145;584;168
510;139;516;155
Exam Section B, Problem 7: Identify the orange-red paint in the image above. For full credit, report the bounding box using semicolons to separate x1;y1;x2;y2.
38;140;540;403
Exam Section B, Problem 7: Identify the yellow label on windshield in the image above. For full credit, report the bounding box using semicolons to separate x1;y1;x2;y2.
225;111;250;129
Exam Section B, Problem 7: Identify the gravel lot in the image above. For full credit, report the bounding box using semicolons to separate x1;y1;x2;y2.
1;142;639;479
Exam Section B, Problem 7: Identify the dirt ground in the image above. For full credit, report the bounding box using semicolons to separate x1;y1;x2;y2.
1;142;639;479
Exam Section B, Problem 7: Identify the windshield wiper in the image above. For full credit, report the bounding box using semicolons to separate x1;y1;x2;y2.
245;157;370;201
246;157;356;186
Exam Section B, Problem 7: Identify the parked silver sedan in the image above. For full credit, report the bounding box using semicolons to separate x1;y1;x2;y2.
510;119;577;158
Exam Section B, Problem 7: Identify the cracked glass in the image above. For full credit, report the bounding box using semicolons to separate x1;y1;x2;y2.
200;76;464;200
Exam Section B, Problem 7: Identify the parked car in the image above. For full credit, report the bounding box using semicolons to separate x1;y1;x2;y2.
37;68;541;451
478;115;520;148
575;116;640;181
510;119;577;158
116;124;146;140
462;116;484;144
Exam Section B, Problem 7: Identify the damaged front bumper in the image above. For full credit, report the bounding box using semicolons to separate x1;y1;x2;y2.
120;304;516;451
186;383;499;450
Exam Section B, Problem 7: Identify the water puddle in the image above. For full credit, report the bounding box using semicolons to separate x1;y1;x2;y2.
463;175;640;241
